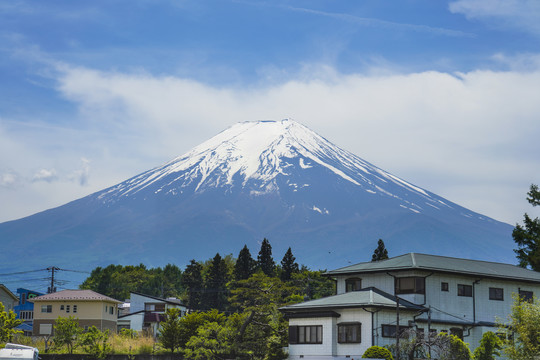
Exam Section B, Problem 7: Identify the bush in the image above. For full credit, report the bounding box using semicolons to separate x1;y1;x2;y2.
362;345;394;360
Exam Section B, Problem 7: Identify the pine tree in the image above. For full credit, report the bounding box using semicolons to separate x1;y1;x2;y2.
234;245;256;281
203;253;229;311
257;238;275;277
372;239;389;262
181;259;204;311
280;247;299;281
513;184;540;271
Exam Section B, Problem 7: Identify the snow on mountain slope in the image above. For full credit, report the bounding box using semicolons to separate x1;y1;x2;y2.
97;119;462;219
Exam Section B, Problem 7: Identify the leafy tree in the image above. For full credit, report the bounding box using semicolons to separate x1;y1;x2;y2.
292;267;335;300
372;239;389;261
182;259;204;311
514;184;540;271
184;319;237;360
234;245;256;281
362;345;394;360
501;293;540;359
257;238;275;277
177;309;226;350
431;333;472;360
280;247;299;281
0;302;23;343
52;316;83;354
203;253;230;311
78;326;111;359
473;331;502;360
158;308;183;353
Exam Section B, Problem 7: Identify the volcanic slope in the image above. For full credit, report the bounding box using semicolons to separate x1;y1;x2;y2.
0;119;513;272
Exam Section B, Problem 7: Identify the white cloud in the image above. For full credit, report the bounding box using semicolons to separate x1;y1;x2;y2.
32;168;58;183
449;0;540;36
2;58;540;225
0;171;20;188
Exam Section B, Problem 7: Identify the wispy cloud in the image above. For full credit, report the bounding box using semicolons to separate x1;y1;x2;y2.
449;0;540;36
0;171;20;188
69;158;90;186
32;169;58;183
236;1;474;38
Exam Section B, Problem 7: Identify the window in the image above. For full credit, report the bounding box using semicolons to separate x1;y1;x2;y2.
289;325;323;344
60;305;65;311
450;327;464;340
21;293;27;304
441;282;449;292
110;306;114;315
41;305;52;313
457;284;472;297
489;287;504;301
519;290;534;302
19;311;33;320
338;323;361;343
395;277;425;294
66;305;70;313
345;278;362;292
382;324;410;338
73;305;78;313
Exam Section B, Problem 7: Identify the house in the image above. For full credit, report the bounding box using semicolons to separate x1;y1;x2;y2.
0;284;18;312
14;288;45;336
117;292;187;335
280;253;540;359
31;289;122;336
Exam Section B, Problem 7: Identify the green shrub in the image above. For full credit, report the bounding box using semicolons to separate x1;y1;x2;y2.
362;345;394;360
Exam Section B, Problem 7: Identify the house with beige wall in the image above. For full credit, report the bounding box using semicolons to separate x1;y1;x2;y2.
31;289;122;336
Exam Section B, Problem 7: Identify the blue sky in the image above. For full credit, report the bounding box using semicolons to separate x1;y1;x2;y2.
1;0;539;227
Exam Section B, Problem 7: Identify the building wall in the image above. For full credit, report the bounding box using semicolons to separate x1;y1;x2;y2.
288;316;336;357
335;270;540;352
33;319;117;335
32;300;119;335
335;309;372;357
0;287;17;312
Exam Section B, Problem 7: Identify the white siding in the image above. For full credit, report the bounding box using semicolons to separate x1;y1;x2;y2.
289;317;336;357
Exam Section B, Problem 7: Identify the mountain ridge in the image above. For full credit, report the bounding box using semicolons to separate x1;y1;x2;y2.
0;119;514;278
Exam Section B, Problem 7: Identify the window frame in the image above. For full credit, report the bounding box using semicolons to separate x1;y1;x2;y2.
289;325;323;344
381;324;410;338
337;322;361;343
395;277;425;295
41;305;52;313
519;290;534;302
489;287;504;301
441;282;449;292
457;284;473;297
345;278;362;292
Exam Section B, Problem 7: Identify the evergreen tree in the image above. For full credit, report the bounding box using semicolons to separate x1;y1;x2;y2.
234;245;256;281
182;259;204;311
280;247;299;281
372;239;389;262
257;238;275;277
513;184;540;271
203;253;229;311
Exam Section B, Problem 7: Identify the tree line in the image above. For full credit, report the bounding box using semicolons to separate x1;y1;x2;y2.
79;238;335;308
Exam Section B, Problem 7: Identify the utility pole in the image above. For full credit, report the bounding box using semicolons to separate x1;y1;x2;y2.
47;266;60;293
396;296;400;360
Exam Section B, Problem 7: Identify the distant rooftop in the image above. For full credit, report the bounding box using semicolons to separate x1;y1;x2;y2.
31;289;122;303
327;253;540;283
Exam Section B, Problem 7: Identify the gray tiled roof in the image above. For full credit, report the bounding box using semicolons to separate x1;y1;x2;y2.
31;289;122;303
326;253;540;283
280;287;424;312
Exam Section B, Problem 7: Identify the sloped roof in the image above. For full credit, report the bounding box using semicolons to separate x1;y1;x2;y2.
0;284;18;301
326;253;540;283
31;289;122;303
130;291;186;307
280;287;424;313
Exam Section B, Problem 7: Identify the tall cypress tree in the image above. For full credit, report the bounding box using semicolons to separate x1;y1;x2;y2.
257;238;275;277
234;245;256;281
203;253;229;311
280;247;299;281
181;260;203;311
372;239;389;261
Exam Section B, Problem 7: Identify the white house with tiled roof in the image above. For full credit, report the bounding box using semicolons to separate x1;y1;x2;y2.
31;289;122;336
280;253;540;359
0;284;18;312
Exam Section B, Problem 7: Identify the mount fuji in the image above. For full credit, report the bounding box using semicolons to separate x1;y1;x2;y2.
0;119;513;275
